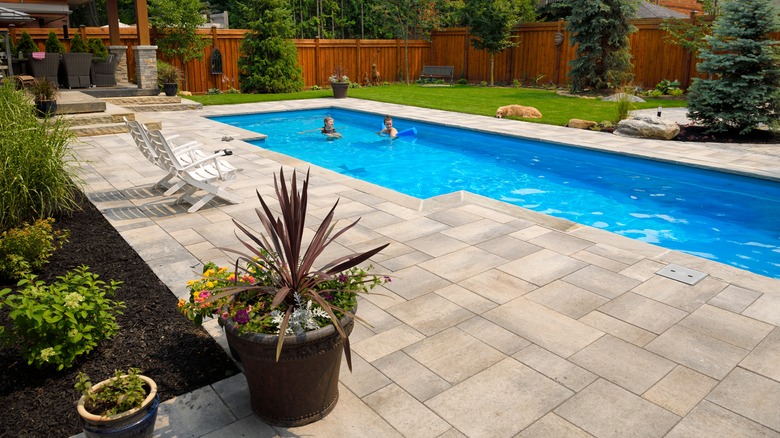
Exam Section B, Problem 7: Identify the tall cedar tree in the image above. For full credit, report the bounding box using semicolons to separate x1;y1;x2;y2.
567;0;637;92
464;0;535;86
238;0;304;93
686;0;780;134
149;0;208;91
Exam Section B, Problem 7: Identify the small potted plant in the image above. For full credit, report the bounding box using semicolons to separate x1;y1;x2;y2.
157;61;181;96
29;78;58;117
75;368;159;437
178;167;389;426
329;65;350;98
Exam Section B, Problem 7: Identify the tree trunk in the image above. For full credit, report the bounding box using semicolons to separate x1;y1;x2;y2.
490;53;495;86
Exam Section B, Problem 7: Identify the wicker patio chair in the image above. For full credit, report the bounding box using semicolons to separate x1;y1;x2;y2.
90;53;118;87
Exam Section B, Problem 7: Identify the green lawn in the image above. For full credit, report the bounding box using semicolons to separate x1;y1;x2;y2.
187;84;687;127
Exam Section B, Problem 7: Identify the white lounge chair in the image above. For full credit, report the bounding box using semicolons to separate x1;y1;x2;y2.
146;129;243;212
124;118;178;190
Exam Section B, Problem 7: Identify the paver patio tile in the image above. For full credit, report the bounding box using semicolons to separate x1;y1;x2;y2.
405;233;470;257
457;316;531;355
384;265;452;300
339;352;392;398
570;335;676;394
375;216;450;241
426;358;573;438
632;276;728;312
527;230;594;255
642;366;718;417
743;293;780;326
739;327;780;381
498;248;588;287
598;292;687;334
475;234;542;260
578;310;656;347
372;351;452;402
555;379;680;438
678;304;773;350
646;325;749;379
514;345;597;392
364;384;451;438
436;284;497;314
388;293;473;336
571;248;631;272
706;367;780;431
458;269;537;304
517;413;594;438
665;401;780;438
485;297;604;357
441;218;517;245
526;280;609;319
419;246;508;283
404;327;505;384
708;284;762;313
352;324;425;362
563;265;641;298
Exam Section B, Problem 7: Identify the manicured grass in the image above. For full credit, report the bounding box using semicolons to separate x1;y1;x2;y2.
187;84;687;126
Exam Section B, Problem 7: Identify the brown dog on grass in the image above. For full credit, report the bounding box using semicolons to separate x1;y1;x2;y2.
495;105;543;119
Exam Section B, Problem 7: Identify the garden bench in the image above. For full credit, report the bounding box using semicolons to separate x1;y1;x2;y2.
419;65;454;85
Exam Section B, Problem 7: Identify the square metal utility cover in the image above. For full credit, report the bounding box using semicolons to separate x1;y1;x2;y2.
656;264;707;285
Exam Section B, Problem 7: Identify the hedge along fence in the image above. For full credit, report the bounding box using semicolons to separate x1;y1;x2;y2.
5;19;779;94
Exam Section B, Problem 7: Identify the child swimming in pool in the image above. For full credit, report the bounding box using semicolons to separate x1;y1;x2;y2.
378;115;398;138
321;116;342;139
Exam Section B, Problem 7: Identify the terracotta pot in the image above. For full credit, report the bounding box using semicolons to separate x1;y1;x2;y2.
223;310;354;427
76;375;159;438
331;81;349;99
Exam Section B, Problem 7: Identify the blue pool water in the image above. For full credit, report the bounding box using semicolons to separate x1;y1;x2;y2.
212;108;780;279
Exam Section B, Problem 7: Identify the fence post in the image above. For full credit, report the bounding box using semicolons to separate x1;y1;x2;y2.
314;36;320;87
553;19;565;86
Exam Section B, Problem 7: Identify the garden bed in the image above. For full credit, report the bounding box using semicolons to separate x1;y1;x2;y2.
0;191;239;438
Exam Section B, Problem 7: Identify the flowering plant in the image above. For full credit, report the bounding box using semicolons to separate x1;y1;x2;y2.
178;167;389;366
329;65;350;83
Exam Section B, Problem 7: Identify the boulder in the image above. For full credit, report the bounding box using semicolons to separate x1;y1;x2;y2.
566;119;598;129
615;116;680;140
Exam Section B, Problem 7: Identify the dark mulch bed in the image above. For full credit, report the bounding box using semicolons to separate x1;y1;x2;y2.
673;124;780;144
0;192;239;438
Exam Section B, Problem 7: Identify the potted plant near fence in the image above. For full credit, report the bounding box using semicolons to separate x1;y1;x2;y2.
329;65;350;98
12;31;37;75
88;38;118;87
29;78;58;117
75;368;160;438
157;61;181;96
178;167;389;427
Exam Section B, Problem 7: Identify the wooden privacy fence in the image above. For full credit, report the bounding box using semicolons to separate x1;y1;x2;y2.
5;19;779;94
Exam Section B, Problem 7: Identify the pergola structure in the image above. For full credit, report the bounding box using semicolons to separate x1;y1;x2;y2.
105;0;156;90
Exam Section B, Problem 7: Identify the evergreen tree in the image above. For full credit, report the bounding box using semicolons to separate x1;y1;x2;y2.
44;31;66;54
567;0;637;92
687;0;780;134
150;0;209;91
238;0;304;93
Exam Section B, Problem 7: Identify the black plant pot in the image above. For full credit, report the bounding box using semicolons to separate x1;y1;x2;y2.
35;99;57;117
163;83;178;96
331;82;349;99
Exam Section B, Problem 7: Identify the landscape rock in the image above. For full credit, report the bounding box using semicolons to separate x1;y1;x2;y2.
615;116;680;140
566;119;598;129
602;93;646;103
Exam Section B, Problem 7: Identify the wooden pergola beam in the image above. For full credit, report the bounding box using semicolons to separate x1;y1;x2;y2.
105;0;150;46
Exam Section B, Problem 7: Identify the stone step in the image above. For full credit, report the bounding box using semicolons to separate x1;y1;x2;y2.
60;111;136;127
101;96;182;105
120;102;203;112
68;119;163;137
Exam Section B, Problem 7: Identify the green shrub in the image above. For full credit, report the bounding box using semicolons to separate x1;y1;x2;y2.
87;38;109;60
16;31;37;55
0;266;124;370
0;80;80;231
44;31;65;54
0;218;69;280
654;79;681;94
668;88;684;96
69;34;88;53
457;78;468;85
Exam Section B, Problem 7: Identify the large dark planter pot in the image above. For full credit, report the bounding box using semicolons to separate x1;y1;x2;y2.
331;82;349;99
35;99;57;117
223;310;354;427
76;375;159;438
163;83;178;96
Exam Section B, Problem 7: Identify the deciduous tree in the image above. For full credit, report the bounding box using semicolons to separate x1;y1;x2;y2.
150;0;209;91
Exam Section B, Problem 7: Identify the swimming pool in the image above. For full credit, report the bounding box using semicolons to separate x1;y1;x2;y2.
212;108;780;279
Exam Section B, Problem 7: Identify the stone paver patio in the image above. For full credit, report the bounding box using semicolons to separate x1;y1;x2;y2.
71;99;780;438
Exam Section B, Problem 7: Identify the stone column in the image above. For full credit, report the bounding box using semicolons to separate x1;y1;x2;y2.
108;45;128;83
133;45;158;91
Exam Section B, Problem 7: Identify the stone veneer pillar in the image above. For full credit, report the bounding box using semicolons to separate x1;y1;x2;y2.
108;45;128;83
133;45;158;90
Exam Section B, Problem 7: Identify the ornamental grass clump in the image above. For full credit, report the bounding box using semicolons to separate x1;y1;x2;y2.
179;167;389;366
